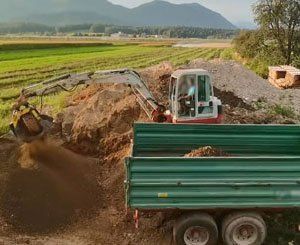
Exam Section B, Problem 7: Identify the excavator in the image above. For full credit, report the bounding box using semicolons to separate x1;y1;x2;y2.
10;69;223;143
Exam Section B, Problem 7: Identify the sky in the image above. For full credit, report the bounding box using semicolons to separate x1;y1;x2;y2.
109;0;256;25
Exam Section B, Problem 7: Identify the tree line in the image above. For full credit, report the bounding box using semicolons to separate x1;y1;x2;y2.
0;22;55;34
0;22;237;39
90;24;237;38
234;0;299;73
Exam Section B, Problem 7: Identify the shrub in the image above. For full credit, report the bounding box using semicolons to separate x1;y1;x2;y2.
269;104;296;118
292;55;300;69
233;30;265;59
234;30;286;77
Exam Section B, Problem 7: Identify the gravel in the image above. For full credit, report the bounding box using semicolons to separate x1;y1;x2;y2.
187;59;300;113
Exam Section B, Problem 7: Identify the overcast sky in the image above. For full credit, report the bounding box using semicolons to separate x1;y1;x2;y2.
109;0;256;24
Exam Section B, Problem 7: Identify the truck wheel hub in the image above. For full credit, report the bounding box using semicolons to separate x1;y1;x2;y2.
184;226;209;245
233;224;258;244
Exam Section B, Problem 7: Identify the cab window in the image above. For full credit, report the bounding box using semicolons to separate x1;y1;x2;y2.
169;77;176;100
177;75;196;117
198;75;211;102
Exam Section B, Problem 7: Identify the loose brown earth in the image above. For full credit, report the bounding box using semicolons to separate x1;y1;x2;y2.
184;146;229;158
0;59;299;244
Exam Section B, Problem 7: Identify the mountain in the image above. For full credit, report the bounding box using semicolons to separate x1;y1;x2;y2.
25;12;122;26
0;0;236;29
235;21;257;30
127;1;235;29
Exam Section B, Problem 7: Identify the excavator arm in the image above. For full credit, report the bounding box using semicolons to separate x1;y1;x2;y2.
11;69;167;142
92;69;166;120
20;72;93;98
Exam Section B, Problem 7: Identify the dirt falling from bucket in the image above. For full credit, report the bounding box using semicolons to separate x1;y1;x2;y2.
0;139;100;233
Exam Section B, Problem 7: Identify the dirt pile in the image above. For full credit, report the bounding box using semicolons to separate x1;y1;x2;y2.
140;61;174;105
0;139;100;233
58;84;144;156
187;59;300;114
58;62;174;156
185;146;229;157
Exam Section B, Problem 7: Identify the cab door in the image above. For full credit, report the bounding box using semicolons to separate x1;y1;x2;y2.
196;75;215;118
175;75;197;120
169;77;177;117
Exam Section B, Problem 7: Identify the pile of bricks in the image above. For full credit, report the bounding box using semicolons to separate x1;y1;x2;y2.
268;66;300;89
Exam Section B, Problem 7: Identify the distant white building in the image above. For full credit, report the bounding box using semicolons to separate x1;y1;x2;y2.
110;32;128;38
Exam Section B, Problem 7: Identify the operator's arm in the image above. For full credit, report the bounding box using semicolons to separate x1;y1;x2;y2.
179;86;195;101
187;86;195;97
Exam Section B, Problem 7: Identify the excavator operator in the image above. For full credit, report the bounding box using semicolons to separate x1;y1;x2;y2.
178;77;196;116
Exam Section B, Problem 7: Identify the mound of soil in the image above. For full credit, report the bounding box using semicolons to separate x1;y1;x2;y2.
0;140;100;233
58;83;144;156
140;61;174;105
213;87;253;110
185;146;229;157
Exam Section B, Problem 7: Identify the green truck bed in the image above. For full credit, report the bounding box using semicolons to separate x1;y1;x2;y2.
125;123;300;210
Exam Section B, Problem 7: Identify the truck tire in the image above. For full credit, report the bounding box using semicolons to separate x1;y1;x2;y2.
173;213;218;245
222;212;267;245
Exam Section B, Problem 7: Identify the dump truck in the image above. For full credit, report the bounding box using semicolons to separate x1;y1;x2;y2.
125;123;300;245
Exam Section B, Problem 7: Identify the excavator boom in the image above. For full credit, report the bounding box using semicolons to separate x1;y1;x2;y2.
11;69;166;142
20;69;163;117
93;69;164;119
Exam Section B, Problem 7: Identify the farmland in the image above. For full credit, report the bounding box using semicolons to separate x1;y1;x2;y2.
1;38;300;244
0;40;229;134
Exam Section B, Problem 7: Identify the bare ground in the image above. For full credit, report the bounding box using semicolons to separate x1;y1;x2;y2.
0;59;299;245
173;43;232;48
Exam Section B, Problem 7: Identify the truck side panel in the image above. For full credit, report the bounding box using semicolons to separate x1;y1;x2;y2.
126;157;300;209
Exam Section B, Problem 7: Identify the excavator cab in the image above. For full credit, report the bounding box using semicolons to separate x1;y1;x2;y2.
169;69;222;124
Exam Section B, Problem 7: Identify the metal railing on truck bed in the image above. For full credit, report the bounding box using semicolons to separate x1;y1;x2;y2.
132;123;300;157
126;123;300;210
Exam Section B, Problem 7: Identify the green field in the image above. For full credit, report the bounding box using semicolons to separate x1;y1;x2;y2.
0;42;229;134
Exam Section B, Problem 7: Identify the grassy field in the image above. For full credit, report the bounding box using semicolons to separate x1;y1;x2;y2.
0;41;229;134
